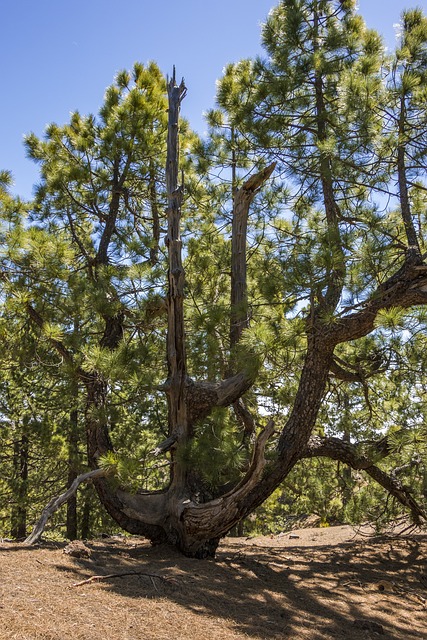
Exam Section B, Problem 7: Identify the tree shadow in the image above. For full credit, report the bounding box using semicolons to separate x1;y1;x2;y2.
42;533;427;640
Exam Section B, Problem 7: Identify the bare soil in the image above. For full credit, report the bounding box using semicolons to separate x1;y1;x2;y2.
0;525;426;640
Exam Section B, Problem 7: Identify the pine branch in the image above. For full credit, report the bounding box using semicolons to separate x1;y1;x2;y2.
330;260;427;346
26;303;83;375
303;435;426;524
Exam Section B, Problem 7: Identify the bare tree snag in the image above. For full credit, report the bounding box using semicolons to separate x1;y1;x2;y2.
164;69;189;496
230;163;276;347
229;163;276;440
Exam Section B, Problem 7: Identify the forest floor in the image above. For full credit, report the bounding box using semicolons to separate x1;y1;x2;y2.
0;524;426;640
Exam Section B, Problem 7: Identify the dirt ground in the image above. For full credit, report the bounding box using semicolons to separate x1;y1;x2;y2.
0;525;426;640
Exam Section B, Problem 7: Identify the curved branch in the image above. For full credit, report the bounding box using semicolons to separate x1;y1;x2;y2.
186;372;254;424
330;260;427;346
181;420;275;540
329;357;364;383
230;162;276;347
303;435;426;524
24;468;108;545
365;464;426;525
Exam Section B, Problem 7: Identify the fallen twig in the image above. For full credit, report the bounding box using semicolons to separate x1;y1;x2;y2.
71;570;174;588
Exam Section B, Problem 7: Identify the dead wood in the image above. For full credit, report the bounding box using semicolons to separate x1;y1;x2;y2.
24;468;108;545
71;570;173;588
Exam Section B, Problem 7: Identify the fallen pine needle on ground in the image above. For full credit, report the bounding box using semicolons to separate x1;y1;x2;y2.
0;524;426;640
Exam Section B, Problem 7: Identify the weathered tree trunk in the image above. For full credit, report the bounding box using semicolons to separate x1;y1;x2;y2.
78;72;279;557
229;164;275;439
397;95;421;255
79;73;426;556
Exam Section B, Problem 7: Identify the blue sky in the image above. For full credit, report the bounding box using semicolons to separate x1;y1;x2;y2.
2;0;426;199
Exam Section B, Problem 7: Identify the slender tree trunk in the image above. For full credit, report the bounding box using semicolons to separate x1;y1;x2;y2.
230;164;275;348
164;70;190;499
80;484;92;540
66;406;79;540
397;96;421;255
11;432;29;539
229;163;275;440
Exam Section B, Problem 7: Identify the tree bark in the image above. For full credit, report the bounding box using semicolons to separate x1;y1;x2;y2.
397;95;421;254
229;163;276;440
164;69;190;498
230;163;275;347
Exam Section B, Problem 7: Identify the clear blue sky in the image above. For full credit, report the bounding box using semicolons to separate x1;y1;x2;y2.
2;0;426;199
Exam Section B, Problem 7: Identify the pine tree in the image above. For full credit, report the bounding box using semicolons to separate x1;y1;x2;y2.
3;3;427;555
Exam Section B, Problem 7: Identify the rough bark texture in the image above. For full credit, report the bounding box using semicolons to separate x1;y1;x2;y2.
164;70;190;479
230;163;276;347
229;163;276;441
397;95;421;254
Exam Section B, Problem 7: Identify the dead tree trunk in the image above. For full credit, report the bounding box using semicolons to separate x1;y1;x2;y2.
164;69;189;492
230;163;275;439
230;163;275;348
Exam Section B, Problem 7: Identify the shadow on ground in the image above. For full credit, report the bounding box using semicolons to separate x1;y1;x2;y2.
35;532;426;640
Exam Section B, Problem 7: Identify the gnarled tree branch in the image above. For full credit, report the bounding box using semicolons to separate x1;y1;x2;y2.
303;435;426;524
330;261;427;346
